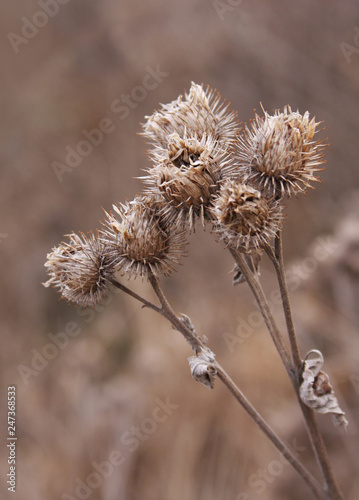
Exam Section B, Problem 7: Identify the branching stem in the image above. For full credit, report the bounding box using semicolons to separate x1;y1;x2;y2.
229;248;294;379
264;232;344;500
216;366;324;500
110;274;324;499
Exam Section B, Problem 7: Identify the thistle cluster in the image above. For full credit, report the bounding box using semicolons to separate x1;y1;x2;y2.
44;83;326;306
44;195;187;306
141;83;239;228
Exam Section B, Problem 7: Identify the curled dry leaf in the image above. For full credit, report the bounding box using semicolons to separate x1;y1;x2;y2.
178;313;208;345
299;350;348;428
178;313;196;333
188;348;217;389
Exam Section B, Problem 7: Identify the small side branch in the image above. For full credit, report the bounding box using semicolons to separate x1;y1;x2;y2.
109;277;162;314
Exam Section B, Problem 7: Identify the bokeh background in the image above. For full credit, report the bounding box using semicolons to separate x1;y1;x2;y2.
1;1;359;499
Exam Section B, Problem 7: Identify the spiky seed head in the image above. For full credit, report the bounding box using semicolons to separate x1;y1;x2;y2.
100;195;187;278
212;179;283;252
142;82;239;148
43;232;113;307
156;165;214;211
142;133;233;228
236;106;326;198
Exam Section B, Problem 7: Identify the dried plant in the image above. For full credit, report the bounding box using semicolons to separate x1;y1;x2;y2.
142;133;233;228
44;232;113;307
44;82;346;500
236;105;325;198
100;194;187;278
211;179;283;252
142;82;238;148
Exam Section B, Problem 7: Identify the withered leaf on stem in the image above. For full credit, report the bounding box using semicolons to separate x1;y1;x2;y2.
299;350;348;428
188;348;217;389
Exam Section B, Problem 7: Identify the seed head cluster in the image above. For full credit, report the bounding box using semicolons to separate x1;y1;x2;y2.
141;83;239;228
44;83;326;306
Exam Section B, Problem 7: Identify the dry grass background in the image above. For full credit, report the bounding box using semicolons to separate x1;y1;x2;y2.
1;1;359;499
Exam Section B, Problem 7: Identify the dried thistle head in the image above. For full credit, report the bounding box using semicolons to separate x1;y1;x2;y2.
100;195;187;278
236;106;326;198
212;179;283;252
43;232;113;307
142;82;239;148
142;133;233;229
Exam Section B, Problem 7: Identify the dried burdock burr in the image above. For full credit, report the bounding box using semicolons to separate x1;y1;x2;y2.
142;133;234;228
43;232;113;307
142;81;239;148
212;179;283;252
100;194;187;278
236;106;326;198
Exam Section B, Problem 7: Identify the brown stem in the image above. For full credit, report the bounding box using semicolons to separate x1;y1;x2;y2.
265;232;344;500
299;403;343;500
265;233;301;368
109;277;162;313
229;248;294;380
111;276;203;353
148;273;204;353
215;366;324;500
146;272;323;499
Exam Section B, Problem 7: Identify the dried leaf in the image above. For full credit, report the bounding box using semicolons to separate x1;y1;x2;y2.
299;350;348;428
178;313;196;333
188;348;216;389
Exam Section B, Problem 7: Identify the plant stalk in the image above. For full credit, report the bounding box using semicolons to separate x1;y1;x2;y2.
109;277;162;313
265;233;301;368
264;232;344;500
215;366;325;500
229;248;294;379
112;273;324;499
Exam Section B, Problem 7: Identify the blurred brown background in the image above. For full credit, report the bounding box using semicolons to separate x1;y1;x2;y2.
1;1;359;499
